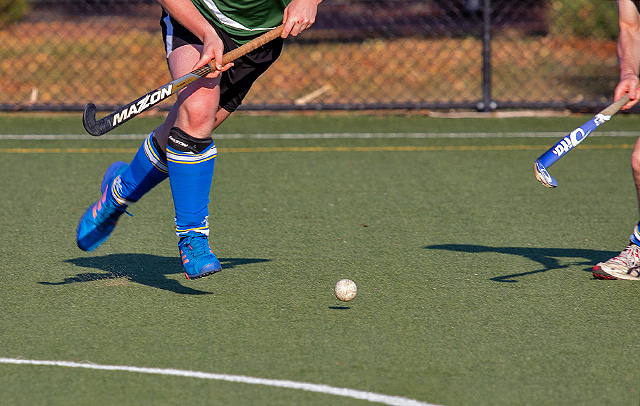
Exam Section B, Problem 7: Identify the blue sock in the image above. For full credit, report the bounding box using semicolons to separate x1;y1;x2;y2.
630;222;640;246
166;127;216;237
112;132;169;206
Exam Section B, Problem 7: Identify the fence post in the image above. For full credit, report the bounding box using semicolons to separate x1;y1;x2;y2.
477;0;496;112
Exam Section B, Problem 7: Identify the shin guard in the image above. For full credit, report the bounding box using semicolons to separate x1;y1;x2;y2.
166;127;216;237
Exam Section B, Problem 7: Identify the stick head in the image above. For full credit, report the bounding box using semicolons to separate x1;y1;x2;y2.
83;103;114;136
534;160;557;188
83;103;100;136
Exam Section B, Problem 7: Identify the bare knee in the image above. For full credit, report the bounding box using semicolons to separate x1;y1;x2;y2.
175;92;218;138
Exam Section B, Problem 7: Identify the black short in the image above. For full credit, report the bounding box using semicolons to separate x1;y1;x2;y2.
160;10;283;113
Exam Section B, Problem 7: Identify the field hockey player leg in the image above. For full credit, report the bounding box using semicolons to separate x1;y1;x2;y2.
76;133;169;251
592;136;640;280
593;243;640;280
593;226;640;280
167;127;221;279
593;1;640;280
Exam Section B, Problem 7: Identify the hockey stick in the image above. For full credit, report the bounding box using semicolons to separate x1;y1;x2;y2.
83;24;284;136
533;94;630;188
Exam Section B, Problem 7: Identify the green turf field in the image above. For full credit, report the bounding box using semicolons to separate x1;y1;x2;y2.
1;112;640;405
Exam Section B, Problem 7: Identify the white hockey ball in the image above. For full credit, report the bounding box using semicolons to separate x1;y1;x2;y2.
334;279;357;302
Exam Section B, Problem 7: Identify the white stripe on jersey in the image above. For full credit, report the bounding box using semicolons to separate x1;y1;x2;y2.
201;0;274;31
163;13;174;57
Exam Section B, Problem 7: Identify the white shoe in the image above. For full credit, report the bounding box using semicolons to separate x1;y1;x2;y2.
593;243;640;280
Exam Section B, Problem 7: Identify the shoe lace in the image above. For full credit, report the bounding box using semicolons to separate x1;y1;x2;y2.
94;201;131;230
612;244;640;267
181;234;211;260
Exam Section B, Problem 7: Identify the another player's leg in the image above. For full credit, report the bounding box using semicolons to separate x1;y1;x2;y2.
76;133;169;251
592;237;640;280
593;138;640;280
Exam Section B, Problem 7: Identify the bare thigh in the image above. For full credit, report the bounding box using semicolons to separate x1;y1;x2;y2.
154;44;222;146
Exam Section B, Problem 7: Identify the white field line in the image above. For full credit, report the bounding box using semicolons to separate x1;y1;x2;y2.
0;131;638;140
0;358;438;406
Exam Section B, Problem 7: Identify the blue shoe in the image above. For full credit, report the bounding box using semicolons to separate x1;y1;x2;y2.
178;231;222;279
76;162;129;251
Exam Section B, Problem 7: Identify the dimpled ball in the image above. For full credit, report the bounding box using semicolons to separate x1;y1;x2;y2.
334;279;357;302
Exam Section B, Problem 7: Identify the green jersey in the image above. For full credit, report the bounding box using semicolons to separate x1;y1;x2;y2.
192;0;292;42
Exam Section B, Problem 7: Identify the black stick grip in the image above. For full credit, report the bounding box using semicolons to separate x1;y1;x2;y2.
82;75;184;136
83;103;112;136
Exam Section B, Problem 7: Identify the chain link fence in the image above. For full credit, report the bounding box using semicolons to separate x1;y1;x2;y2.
0;0;623;112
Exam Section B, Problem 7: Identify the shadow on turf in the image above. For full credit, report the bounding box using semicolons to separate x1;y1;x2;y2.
39;254;270;294
425;244;619;282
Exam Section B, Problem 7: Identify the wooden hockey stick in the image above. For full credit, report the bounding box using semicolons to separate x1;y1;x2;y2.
83;24;284;136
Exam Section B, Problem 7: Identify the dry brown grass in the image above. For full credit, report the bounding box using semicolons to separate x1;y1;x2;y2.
0;17;619;108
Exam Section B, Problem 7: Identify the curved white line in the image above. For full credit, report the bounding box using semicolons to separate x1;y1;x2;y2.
0;358;437;406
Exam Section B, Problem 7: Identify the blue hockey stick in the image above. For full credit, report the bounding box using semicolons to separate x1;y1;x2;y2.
534;94;630;188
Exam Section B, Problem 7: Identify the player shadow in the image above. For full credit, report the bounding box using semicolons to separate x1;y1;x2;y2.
425;244;619;282
39;254;270;295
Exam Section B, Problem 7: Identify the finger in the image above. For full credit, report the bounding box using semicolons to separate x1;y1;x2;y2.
208;44;224;71
282;20;295;38
290;26;301;37
213;55;224;71
281;8;293;38
290;19;313;36
298;19;313;31
615;83;629;101
625;98;639;110
617;81;638;109
218;62;234;73
205;62;234;79
192;52;213;71
626;88;640;109
619;92;633;110
289;20;306;37
295;23;309;35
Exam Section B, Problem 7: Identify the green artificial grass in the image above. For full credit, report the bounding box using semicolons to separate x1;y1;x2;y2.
2;109;640;135
0;113;639;405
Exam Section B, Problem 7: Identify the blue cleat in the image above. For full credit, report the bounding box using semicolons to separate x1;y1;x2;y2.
76;162;129;251
178;231;222;279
